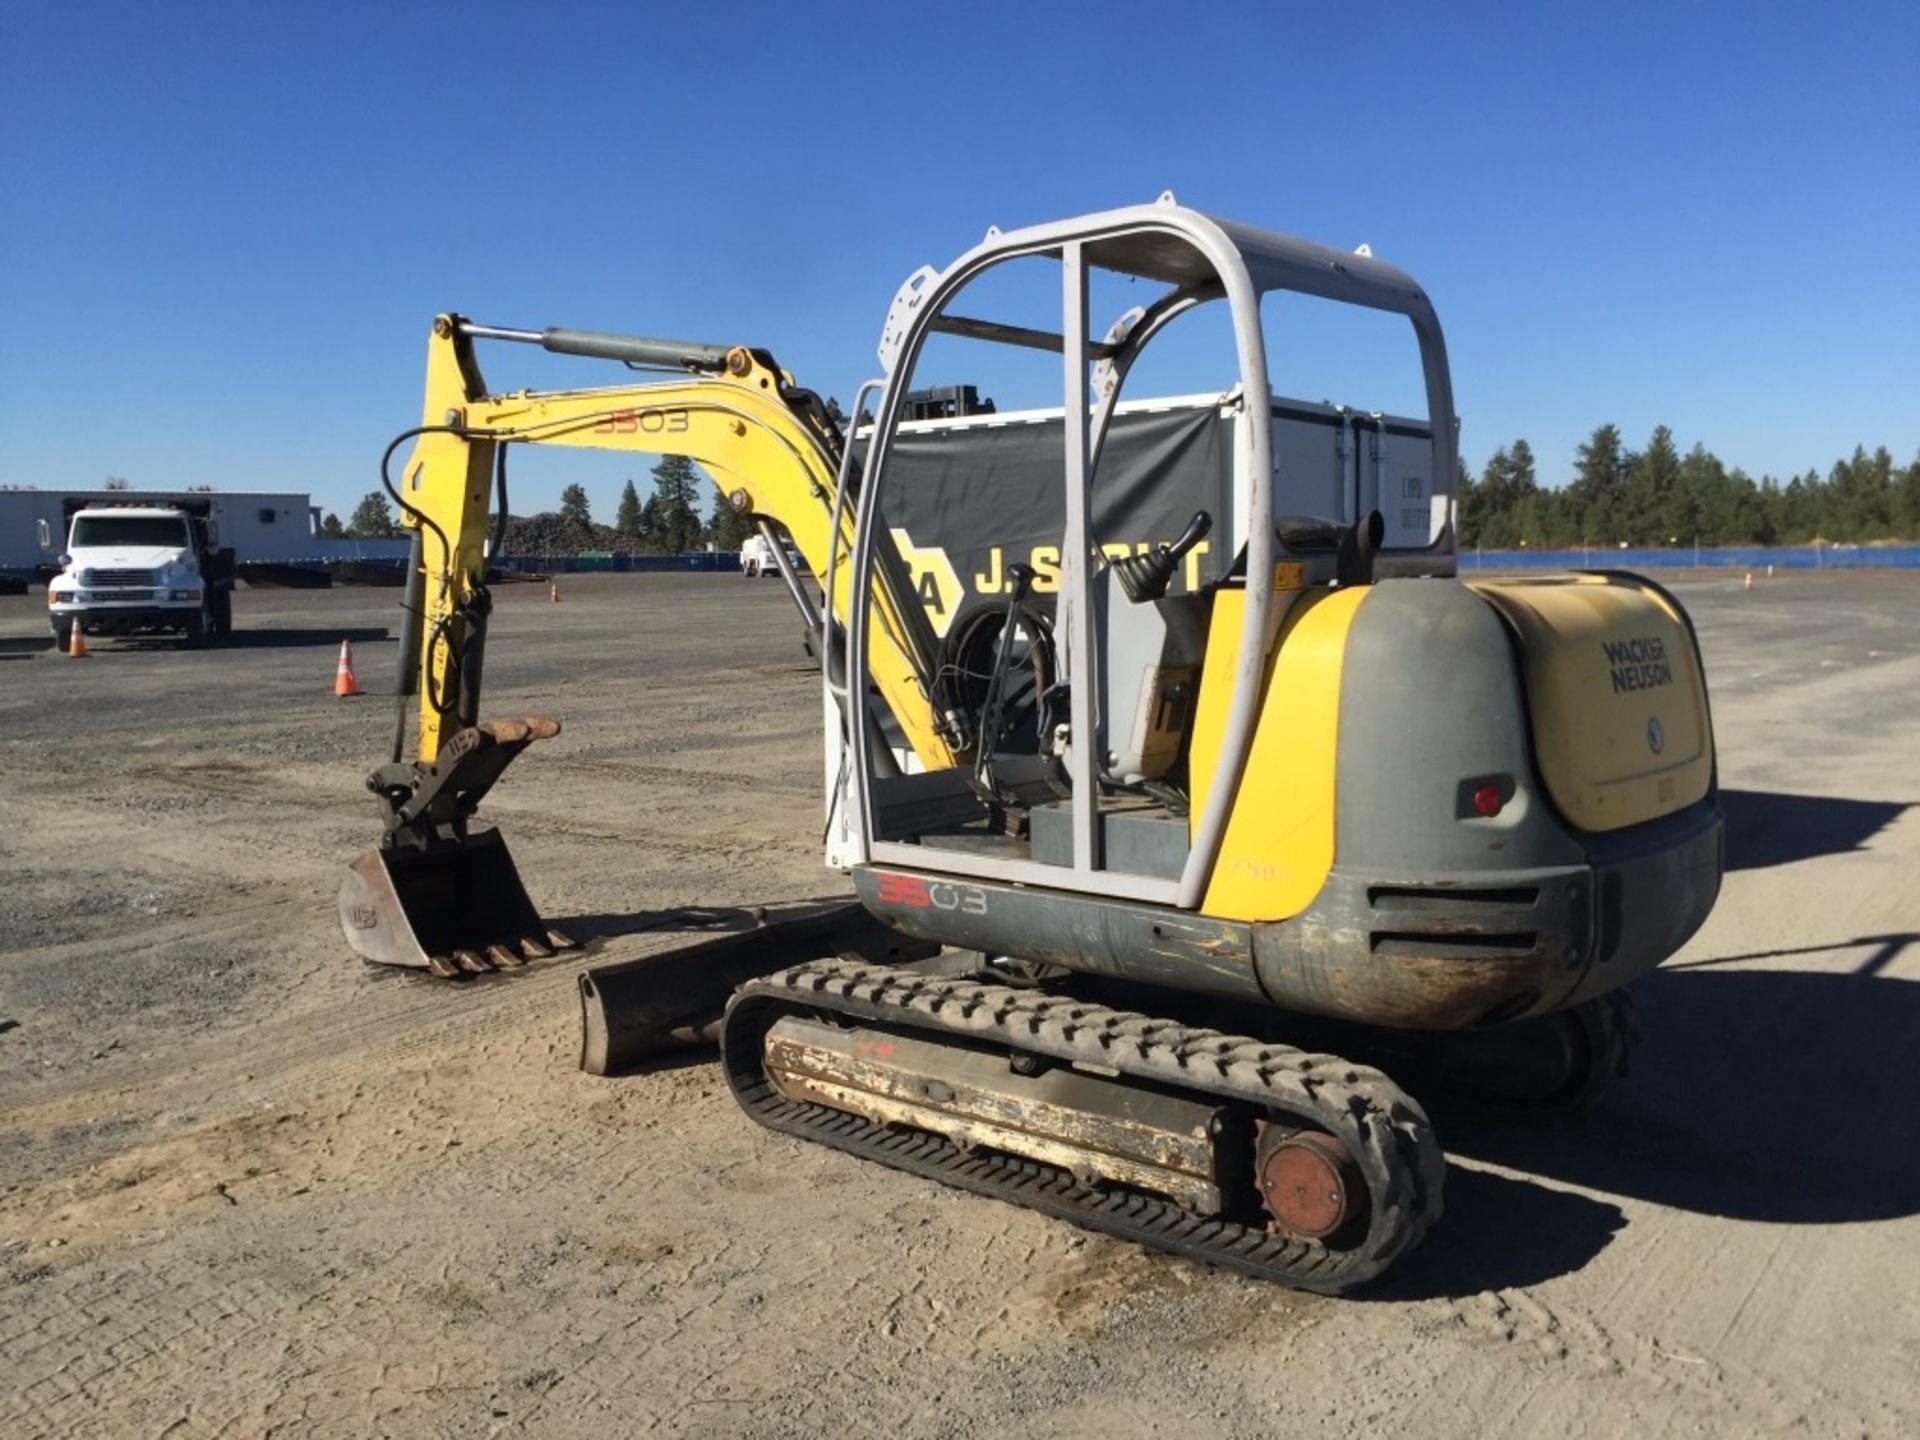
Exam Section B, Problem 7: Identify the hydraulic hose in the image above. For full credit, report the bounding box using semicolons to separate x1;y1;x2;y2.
390;528;426;762
378;423;506;735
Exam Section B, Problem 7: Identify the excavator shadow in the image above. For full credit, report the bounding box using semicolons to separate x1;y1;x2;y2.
1378;945;1920;1298
1721;788;1913;870
1373;1163;1627;1301
552;904;763;946
1430;948;1920;1233
351;904;767;991
110;626;393;652
552;894;865;947
215;625;393;650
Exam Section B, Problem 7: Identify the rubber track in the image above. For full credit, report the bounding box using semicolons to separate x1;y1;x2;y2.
721;961;1445;1294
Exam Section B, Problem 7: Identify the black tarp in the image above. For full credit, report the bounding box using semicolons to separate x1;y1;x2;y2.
874;404;1231;622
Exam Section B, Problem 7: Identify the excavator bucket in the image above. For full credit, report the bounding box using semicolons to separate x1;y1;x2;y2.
344;717;571;977
339;828;569;976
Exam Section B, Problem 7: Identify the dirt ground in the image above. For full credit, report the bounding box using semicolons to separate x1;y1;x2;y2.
2;569;1916;1439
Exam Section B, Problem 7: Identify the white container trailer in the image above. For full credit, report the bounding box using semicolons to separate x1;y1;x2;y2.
0;489;361;581
877;388;1454;639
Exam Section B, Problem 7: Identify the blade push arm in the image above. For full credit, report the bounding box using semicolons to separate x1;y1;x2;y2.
393;314;956;771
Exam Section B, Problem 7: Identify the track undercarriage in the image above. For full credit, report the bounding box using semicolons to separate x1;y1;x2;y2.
724;961;1443;1292
570;903;1641;1294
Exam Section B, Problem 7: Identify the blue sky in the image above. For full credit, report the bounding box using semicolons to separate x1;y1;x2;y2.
3;1;1915;522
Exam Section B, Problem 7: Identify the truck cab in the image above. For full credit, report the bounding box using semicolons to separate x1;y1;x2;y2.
44;504;235;648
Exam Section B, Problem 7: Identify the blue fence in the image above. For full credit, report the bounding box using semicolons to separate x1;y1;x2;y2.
1462;545;1920;571
20;545;1913;587
491;552;739;574
1;552;749;584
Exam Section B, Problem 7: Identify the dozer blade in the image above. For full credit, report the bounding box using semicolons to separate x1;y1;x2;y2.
340;828;568;972
578;902;936;1075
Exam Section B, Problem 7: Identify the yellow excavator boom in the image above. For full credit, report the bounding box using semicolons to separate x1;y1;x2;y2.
399;315;955;769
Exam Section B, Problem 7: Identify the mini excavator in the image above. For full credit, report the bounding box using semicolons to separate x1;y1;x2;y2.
340;200;1723;1292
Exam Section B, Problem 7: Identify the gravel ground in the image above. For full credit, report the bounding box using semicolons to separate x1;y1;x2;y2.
1;569;1917;1439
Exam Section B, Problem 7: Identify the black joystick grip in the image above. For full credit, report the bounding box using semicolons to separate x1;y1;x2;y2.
1112;510;1213;604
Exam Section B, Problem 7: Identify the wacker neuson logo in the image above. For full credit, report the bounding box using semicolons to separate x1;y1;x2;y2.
1603;636;1674;694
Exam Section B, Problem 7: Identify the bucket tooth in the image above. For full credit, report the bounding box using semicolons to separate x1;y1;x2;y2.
426;954;463;979
519;936;554;961
452;949;493;974
487;943;525;970
546;929;577;952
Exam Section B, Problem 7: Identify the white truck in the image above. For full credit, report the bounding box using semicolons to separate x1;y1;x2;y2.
43;503;236;648
739;531;802;577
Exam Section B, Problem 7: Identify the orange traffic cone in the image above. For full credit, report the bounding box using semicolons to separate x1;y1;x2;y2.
549;580;560;603
334;640;361;697
66;625;89;658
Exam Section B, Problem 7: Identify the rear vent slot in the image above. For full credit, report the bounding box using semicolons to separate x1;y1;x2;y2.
1597;871;1624;963
1367;885;1539;914
1370;931;1539;956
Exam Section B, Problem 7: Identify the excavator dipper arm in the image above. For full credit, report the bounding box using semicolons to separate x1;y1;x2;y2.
340;315;960;975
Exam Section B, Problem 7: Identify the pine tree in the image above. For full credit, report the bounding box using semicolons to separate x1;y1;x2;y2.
1528;485;1569;547
1462;440;1539;548
1726;467;1772;545
1831;445;1894;538
647;455;705;554
1781;470;1822;541
1506;438;1541;544
559;484;593;528
1622;425;1682;544
1508;439;1537;484
708;493;756;551
1452;456;1479;547
320;512;346;538
615;479;643;538
1475;446;1517;549
347;492;398;538
1568;424;1628;548
1678;446;1714;544
1447;431;1916;552
1895;453;1920;537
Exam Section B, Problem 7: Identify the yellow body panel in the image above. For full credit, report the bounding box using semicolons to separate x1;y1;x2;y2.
1190;585;1369;922
1469;576;1712;831
402;319;954;772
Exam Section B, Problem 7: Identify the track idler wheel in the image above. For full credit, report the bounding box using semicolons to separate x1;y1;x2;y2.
1256;1126;1366;1242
